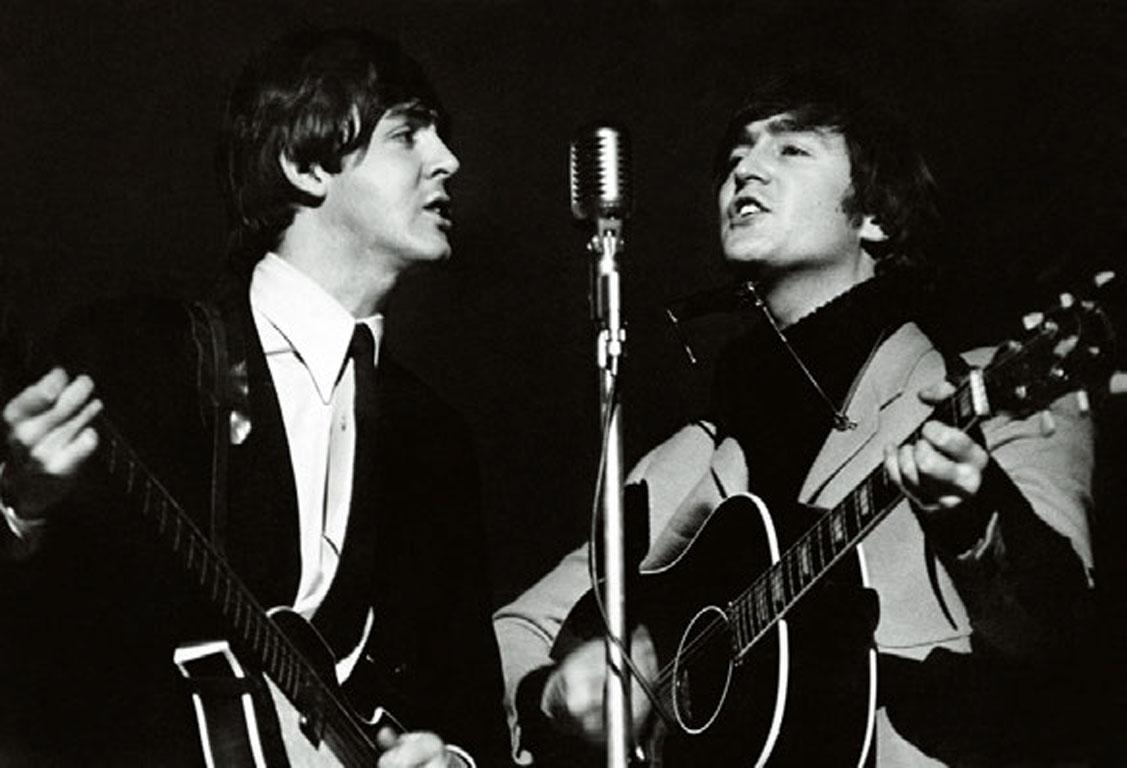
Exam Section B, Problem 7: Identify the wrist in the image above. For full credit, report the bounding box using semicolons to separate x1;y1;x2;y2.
515;664;565;753
0;463;43;522
919;501;992;555
917;460;1008;555
0;463;25;519
0;464;49;558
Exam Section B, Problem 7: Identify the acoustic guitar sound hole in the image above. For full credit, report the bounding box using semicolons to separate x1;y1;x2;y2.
672;605;733;734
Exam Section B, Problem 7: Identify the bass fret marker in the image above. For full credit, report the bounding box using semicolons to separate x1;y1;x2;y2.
797;541;813;579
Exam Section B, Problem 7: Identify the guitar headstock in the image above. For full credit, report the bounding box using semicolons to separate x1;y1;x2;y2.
983;271;1120;418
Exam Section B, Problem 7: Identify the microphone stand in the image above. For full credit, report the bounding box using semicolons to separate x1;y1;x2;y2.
588;217;634;768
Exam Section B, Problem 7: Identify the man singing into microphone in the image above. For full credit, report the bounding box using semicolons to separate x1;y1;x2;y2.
494;70;1094;766
0;28;507;766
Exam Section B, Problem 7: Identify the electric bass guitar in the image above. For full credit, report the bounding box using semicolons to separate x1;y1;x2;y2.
548;274;1119;767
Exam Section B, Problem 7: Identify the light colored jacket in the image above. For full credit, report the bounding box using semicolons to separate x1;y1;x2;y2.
494;322;1094;765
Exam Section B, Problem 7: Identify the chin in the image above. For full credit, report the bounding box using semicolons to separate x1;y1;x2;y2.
414;237;453;262
721;232;770;262
722;247;768;269
432;240;454;260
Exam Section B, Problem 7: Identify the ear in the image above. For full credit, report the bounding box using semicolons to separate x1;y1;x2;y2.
278;152;330;200
858;214;888;244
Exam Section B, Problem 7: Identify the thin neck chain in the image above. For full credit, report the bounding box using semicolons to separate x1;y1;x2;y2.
743;282;858;432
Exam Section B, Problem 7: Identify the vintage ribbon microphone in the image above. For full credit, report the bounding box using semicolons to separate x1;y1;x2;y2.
569;124;635;768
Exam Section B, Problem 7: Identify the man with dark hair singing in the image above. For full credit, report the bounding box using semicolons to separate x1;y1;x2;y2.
0;28;507;766
494;71;1095;766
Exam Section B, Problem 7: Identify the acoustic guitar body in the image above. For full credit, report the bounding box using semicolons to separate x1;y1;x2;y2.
550;493;877;767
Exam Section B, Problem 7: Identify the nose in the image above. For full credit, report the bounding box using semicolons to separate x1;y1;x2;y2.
428;130;460;178
732;150;769;187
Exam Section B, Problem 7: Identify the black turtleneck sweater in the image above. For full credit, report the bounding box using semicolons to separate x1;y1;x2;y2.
710;274;915;516
710;272;1071;565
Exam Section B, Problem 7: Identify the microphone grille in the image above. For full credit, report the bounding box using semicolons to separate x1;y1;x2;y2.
569;125;632;221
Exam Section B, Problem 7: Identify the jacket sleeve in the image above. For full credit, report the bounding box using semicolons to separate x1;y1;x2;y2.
492;421;732;762
493;545;590;764
924;391;1095;660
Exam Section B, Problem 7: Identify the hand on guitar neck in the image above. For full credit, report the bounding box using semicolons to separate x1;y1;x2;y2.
883;379;992;545
540;624;658;744
1;367;102;523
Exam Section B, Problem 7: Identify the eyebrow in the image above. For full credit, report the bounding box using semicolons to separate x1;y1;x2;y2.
734;117;834;147
385;101;438;124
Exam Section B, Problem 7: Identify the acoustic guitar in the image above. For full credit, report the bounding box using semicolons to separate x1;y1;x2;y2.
547;274;1118;766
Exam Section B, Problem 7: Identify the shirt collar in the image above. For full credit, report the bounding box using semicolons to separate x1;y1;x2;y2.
250;253;384;402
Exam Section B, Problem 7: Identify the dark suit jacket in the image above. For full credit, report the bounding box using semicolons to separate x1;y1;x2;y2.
0;283;509;765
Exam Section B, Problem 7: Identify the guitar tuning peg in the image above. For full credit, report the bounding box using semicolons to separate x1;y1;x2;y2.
1094;270;1116;287
1058;292;1074;308
1039;409;1057;436
1075;390;1090;415
1022;311;1044;331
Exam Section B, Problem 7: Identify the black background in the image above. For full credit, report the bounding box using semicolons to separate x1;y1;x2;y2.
2;0;1125;755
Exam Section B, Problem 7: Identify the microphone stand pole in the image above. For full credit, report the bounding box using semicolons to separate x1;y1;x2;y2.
589;218;633;768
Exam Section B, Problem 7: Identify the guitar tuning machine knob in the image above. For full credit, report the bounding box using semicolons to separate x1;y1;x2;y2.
1022;312;1044;331
1059;292;1075;308
1039;410;1057;435
1076;390;1091;414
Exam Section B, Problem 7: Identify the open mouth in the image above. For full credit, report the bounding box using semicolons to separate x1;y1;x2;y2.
730;194;768;221
424;197;452;226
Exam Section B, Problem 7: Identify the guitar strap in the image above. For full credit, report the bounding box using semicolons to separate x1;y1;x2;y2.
182;299;290;767
187;300;232;555
185;295;254;551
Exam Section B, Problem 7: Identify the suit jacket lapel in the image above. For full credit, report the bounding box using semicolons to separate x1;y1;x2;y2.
798;323;927;506
216;281;303;608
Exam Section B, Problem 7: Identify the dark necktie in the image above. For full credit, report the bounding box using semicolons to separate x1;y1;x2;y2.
349;323;378;430
312;323;380;659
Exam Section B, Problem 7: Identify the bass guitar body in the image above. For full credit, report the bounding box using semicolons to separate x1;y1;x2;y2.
550;493;878;767
175;608;403;768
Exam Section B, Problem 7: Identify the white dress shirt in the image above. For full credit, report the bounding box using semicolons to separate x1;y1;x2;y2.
252;256;477;766
249;253;383;622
